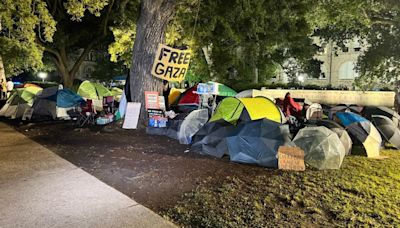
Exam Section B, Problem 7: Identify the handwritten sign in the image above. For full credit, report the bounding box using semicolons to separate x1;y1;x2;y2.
145;91;159;110
151;44;191;82
122;102;141;129
278;146;305;171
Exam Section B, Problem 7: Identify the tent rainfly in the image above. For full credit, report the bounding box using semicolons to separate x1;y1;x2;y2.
210;97;284;124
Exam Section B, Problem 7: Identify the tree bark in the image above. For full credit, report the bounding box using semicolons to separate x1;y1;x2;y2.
128;0;177;128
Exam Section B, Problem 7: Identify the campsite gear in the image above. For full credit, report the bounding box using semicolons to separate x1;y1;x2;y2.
306;103;323;120
363;106;400;129
77;99;96;127
0;87;42;119
103;96;115;114
206;81;237;97
226;119;290;168
293;126;346;170
32;87;85;120
336;112;381;158
283;93;302;118
329;104;363;119
23;83;41;88
77;80;113;101
191;120;236;158
210;97;284;124
371;115;400;149
316;119;353;155
178;109;209;144
96;114;114;125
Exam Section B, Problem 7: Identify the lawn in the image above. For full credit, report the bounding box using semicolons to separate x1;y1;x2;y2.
163;149;400;227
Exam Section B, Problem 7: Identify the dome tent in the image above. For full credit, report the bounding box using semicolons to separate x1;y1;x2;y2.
210;97;284;124
293;126;346;170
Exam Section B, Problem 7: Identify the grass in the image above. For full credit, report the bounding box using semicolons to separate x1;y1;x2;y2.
163;149;400;227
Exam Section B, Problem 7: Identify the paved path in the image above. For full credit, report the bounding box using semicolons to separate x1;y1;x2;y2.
0;122;176;228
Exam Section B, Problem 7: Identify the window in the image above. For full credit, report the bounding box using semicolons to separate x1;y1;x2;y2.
342;47;349;52
354;47;361;52
338;61;358;79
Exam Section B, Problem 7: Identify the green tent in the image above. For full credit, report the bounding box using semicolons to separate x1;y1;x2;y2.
77;80;112;100
210;97;284;124
0;87;43;119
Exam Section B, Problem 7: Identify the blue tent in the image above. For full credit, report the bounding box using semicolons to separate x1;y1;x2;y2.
113;75;127;81
57;89;85;108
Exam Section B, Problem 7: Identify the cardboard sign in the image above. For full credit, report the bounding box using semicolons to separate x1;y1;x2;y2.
145;91;159;110
278;146;305;171
151;44;191;82
122;102;141;129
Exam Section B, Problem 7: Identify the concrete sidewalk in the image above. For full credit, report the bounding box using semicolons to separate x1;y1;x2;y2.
0;122;176;228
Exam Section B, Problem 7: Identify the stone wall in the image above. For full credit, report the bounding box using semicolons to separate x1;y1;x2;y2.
258;89;395;107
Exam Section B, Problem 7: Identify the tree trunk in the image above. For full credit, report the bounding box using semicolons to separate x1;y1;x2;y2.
128;0;177;128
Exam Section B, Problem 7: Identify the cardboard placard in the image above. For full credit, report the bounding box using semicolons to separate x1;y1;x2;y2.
122;102;141;129
151;44;191;82
145;91;159;110
278;146;305;171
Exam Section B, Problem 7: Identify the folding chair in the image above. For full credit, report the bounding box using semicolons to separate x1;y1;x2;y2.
76;99;96;127
103;96;114;114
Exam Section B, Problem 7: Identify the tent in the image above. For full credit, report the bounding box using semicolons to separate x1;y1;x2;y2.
363;106;400;129
336;112;381;158
226;119;290;168
191;120;236;158
306;103;323;120
178;109;209;144
329;104;363;119
235;89;275;101
110;87;123;102
0;87;42;119
32;87;85;120
316;119;352;155
23;83;41;88
209;97;284;124
371;115;400;149
207;81;237;97
77;80;112;100
168;88;184;106
293;126;346;170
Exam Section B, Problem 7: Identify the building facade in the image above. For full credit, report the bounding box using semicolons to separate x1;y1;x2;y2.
273;38;363;88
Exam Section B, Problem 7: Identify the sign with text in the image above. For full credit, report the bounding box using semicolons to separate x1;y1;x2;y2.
278;146;305;171
196;83;215;95
145;91;160;110
151;44;191;82
122;102;141;129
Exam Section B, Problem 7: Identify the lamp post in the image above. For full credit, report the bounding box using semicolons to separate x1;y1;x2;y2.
38;72;48;82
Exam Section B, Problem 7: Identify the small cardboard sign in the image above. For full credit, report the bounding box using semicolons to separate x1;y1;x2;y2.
122;102;141;129
145;91;159;110
151;44;191;82
278;146;305;171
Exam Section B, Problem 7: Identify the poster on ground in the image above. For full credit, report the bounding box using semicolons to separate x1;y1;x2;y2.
122;102;141;129
151;44;191;82
278;146;305;171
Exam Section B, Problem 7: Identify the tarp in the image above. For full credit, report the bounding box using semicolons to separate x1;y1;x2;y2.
336;112;381;158
371;115;400;149
210;97;284;124
316;119;352;155
178;109;209;144
191;120;236;158
293;126;346;170
226;119;290;168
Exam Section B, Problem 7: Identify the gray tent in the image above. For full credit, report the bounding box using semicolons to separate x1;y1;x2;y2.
371;115;400;149
191;120;235;158
316;119;352;155
226;119;291;168
293;126;346;170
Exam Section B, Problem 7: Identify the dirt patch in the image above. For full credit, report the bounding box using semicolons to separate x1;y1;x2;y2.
4;119;265;212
